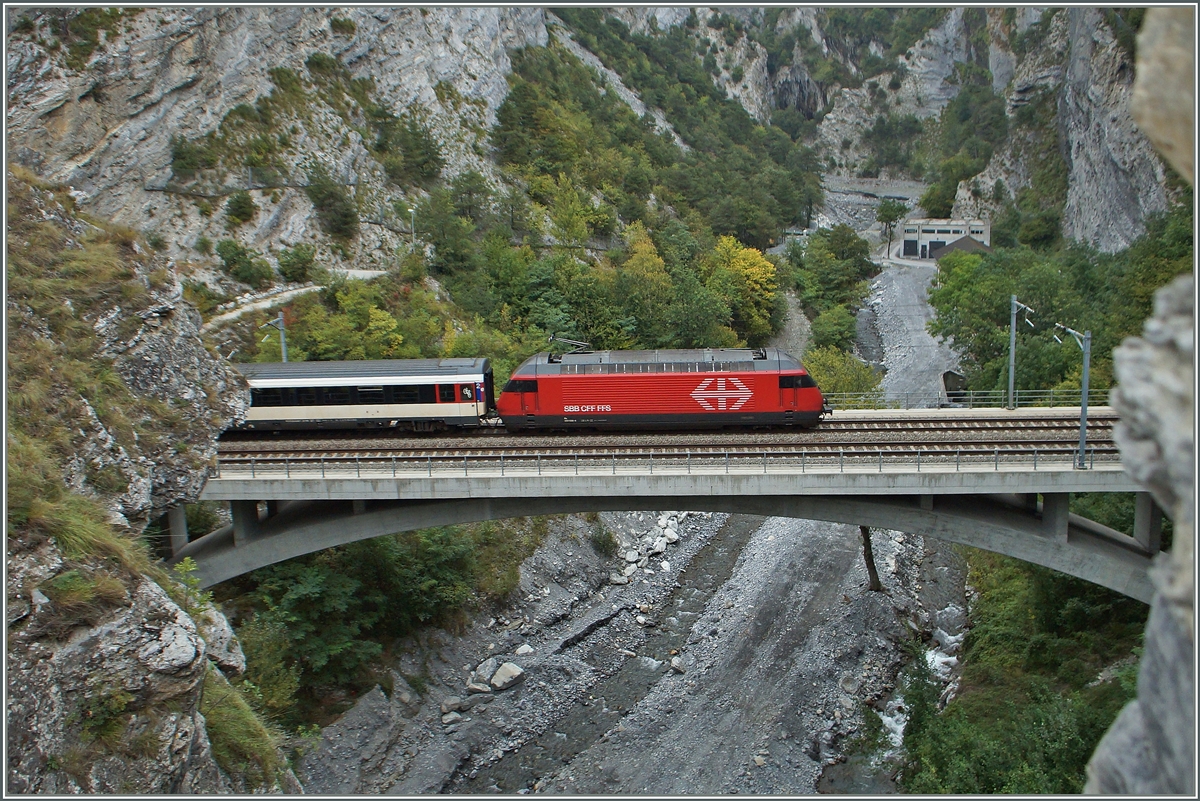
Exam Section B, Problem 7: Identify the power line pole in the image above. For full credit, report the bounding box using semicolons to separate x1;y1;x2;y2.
1007;295;1035;409
260;312;288;362
1055;324;1092;469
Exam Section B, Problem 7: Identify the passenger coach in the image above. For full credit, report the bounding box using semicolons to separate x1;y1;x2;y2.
233;358;495;431
496;347;828;431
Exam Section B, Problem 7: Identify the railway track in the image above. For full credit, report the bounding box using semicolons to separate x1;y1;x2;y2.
217;409;1117;461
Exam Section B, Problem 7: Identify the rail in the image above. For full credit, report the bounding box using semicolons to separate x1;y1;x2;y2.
213;444;1112;480
825;388;1110;410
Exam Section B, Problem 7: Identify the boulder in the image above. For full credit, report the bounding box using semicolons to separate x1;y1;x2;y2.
490;662;526;691
472;657;499;685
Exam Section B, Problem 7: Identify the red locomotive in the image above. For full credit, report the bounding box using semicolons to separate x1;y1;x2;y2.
496;345;829;432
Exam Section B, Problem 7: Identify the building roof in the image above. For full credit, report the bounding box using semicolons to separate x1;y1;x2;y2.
905;218;990;226
930;236;993;259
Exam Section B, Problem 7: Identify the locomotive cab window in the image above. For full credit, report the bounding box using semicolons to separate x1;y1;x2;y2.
438;384;457;403
504;379;538;393
780;374;819;389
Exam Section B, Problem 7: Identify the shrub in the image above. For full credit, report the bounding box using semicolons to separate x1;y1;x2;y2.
304;166;358;240
182;280;225;316
171;135;218;179
194;235;212;254
330;17;356;35
277;243;316;283
589;525;619;558
225;191;257;227
215;239;274;288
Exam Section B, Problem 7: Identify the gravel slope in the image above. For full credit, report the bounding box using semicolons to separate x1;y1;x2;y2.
868;248;962;406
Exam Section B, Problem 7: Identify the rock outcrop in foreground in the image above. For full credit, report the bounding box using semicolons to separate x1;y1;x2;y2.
4;171;291;792
1084;8;1195;794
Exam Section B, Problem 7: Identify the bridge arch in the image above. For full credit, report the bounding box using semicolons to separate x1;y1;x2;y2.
175;492;1156;602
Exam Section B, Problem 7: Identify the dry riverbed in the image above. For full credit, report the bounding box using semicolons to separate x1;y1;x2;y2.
294;510;966;794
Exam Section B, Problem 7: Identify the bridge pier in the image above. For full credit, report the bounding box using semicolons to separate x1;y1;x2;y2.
231;500;262;546
1134;492;1164;552
167;506;188;557
1042;493;1071;540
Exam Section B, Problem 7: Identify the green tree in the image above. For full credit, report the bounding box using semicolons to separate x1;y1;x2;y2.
876;198;909;254
802;345;882;405
617;222;674;345
810;304;858;351
702;236;779;345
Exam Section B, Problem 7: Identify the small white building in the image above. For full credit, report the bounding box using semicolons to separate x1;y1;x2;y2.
901;218;991;258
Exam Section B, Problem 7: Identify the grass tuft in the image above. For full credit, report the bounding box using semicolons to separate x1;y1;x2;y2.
201;666;284;789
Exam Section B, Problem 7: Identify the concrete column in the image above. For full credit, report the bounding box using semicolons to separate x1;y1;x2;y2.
266;500;279;519
352;499;367;515
1134;492;1164;553
919;495;934;511
231;500;261;547
1042;493;1070;541
167;506;189;556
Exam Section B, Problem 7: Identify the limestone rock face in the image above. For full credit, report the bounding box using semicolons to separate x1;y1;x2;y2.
6;548;228;794
6;7;548;272
953;8;1168;252
1057;8;1169;251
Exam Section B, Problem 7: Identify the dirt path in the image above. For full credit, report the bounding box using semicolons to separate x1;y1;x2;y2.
769;290;811;358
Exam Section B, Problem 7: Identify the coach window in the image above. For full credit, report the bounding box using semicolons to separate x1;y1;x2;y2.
251;388;284;407
393;385;419;404
296;387;318;406
461;385;474;401
438;384;456;403
359;387;385;403
325;387;351;405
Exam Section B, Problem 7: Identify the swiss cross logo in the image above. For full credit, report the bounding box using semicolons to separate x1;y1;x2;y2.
691;377;752;411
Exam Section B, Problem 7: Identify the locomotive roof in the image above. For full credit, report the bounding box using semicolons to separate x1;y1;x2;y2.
234;358;490;382
515;348;804;374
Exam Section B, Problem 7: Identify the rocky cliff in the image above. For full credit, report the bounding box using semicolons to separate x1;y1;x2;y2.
4;169;288;792
6;7;547;274
593;7;1169;253
952;8;1168;252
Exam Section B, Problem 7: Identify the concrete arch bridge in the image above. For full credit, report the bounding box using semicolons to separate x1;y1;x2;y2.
170;409;1163;601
